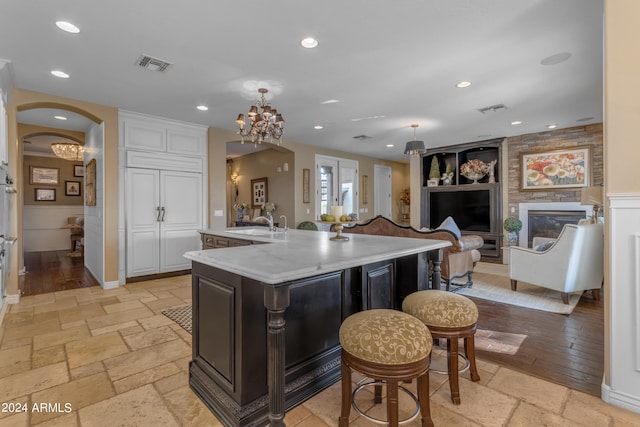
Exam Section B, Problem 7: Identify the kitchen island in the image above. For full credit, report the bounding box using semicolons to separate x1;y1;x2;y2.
184;227;450;427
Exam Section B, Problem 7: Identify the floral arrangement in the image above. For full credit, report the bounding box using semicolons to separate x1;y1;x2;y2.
400;188;410;205
503;217;523;232
233;202;248;211
460;159;488;177
263;201;276;213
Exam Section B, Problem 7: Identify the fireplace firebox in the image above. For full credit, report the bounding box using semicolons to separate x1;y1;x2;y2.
527;210;586;248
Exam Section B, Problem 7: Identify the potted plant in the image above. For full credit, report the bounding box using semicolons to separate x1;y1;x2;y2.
428;156;440;186
233;202;248;221
503;217;522;246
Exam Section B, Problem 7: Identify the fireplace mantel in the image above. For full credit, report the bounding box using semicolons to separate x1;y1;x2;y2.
517;202;594;247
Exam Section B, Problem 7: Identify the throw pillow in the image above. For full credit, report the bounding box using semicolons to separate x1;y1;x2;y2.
534;241;555;251
437;216;461;238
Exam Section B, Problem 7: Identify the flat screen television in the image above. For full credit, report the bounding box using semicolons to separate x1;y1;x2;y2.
429;189;491;232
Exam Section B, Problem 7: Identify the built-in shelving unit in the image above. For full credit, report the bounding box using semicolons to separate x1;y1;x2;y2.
421;138;504;259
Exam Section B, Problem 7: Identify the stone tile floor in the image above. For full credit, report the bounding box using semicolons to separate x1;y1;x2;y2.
0;275;638;426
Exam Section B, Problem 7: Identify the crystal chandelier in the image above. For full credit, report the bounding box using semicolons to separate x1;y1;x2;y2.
235;88;285;145
403;124;426;157
51;142;85;161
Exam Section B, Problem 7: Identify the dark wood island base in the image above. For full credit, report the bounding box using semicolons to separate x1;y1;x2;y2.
185;229;447;426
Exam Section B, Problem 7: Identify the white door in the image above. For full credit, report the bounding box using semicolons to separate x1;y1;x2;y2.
316;156;339;217
374;164;392;219
126;168;160;277
340;160;359;217
159;170;202;272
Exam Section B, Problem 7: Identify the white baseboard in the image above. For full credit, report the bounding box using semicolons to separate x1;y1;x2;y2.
101;280;119;290
5;293;20;304
602;383;640;414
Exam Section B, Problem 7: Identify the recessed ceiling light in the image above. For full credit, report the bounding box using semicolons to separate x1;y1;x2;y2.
314;125;323;130
54;115;67;120
51;70;70;79
540;52;572;66
300;37;319;49
456;81;472;88
55;21;80;34
386;144;394;148
196;105;208;111
320;99;339;104
511;120;522;125
547;124;557;129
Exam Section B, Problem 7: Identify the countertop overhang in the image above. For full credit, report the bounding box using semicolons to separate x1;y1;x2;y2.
184;228;451;285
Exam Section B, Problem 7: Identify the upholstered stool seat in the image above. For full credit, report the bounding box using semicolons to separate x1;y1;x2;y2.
339;309;434;427
402;290;480;404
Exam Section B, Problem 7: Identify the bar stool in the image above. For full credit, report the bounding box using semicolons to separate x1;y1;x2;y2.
402;290;480;405
338;309;434;427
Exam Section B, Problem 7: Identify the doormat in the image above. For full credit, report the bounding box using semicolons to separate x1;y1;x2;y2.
161;305;192;334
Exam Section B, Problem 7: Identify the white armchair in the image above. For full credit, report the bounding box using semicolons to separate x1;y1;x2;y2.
509;223;603;304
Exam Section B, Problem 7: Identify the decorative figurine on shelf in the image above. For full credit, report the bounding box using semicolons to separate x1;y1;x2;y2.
486;160;497;183
441;163;454;185
428;156;440;187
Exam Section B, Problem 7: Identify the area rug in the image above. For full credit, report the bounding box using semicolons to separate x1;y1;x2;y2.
161;305;192;334
456;263;581;315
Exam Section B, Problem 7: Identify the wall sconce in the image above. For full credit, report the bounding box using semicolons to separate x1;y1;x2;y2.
230;172;239;185
276;163;289;173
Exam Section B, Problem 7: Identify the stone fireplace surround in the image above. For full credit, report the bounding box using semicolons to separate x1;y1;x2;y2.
517;202;595;248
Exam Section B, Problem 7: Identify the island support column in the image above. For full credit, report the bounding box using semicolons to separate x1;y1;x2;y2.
429;249;443;289
264;285;290;426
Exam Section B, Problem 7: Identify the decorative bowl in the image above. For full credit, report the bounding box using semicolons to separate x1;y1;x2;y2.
461;171;486;184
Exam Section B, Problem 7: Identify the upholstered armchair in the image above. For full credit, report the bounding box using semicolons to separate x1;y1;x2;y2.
509;223;603;304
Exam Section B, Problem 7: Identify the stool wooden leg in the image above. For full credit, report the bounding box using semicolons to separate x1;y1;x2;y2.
447;338;461;405
417;372;434;427
464;335;480;382
387;380;399;427
374;383;383;404
339;360;351;427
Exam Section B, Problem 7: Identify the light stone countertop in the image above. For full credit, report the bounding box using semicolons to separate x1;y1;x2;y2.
184;227;451;285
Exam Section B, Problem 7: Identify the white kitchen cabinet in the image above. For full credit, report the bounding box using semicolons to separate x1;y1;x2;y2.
126;168;202;277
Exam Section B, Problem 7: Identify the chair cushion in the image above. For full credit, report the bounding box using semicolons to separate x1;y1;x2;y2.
402;290;478;328
339;309;432;365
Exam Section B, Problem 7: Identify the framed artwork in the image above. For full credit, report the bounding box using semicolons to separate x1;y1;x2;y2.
302;168;310;203
362;175;368;204
85;159;97;206
30;166;59;185
66;181;81;196
251;177;268;208
521;146;591;191
253;208;261;219
35;188;56;201
74;165;85;177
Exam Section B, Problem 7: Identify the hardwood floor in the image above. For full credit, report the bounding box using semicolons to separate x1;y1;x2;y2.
471;292;604;397
19;251;605;397
21;250;100;296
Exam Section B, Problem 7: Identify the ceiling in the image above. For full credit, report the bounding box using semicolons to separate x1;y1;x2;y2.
1;0;604;162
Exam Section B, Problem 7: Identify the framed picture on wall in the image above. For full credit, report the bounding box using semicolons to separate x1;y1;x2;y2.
302;168;310;204
35;188;56;201
85;159;97;206
521;146;591;190
66;181;81;196
30;166;59;185
74;165;85;177
251;177;268;208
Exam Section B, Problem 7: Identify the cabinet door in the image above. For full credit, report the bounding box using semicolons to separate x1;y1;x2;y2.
159;170;203;272
123;120;167;152
126;168;161;276
361;260;396;310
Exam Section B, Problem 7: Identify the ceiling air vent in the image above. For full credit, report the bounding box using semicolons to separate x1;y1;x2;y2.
477;104;508;114
136;54;173;72
352;134;372;140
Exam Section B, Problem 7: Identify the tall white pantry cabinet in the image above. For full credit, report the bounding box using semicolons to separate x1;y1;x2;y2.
119;111;207;279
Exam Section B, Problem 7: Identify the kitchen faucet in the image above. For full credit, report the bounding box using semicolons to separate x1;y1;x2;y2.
279;215;288;232
254;212;276;232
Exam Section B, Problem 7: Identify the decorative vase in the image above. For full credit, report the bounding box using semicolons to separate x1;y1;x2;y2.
237;209;244;221
506;231;518;246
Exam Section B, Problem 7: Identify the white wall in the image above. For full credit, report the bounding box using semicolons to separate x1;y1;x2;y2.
22;205;84;251
84;122;106;287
